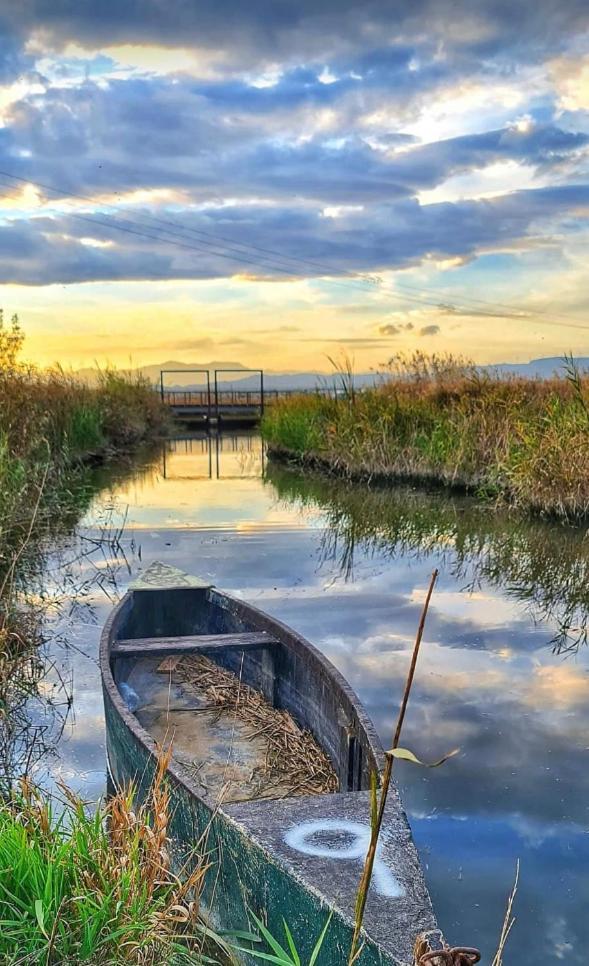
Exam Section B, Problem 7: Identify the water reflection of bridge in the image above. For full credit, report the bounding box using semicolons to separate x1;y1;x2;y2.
162;433;265;480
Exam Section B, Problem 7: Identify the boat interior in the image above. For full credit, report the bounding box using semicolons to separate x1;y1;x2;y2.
110;585;380;806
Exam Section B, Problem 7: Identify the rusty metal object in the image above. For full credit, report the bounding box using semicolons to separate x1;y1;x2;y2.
418;948;481;965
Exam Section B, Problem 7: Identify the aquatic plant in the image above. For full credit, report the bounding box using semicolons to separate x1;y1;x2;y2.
262;353;589;521
0;751;230;965
234;910;332;965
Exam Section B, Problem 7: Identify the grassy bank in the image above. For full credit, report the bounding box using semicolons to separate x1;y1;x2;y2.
262;353;589;520
0;754;232;965
0;364;165;577
0;314;168;590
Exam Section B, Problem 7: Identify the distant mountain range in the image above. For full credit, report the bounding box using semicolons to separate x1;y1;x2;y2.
75;356;589;390
75;360;248;386
76;359;381;390
491;357;589;378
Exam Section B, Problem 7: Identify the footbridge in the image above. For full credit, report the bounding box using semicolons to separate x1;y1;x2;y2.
160;369;331;426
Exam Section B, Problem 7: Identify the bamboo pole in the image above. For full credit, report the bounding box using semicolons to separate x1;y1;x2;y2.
348;568;439;965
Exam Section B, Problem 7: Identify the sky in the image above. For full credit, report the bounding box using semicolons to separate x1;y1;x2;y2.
0;1;588;370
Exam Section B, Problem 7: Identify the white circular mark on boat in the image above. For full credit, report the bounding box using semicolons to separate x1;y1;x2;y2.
283;819;405;898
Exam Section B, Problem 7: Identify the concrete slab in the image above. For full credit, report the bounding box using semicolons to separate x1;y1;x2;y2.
225;787;437;963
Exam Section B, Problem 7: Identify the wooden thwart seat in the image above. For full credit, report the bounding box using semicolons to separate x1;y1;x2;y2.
111;631;278;657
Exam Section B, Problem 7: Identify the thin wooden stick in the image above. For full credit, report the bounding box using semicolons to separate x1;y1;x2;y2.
491;860;519;966
348;569;439;965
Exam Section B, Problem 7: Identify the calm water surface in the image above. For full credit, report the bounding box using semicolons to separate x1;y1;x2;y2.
27;432;589;964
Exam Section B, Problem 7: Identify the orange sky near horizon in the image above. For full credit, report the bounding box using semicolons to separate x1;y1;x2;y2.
5;270;587;372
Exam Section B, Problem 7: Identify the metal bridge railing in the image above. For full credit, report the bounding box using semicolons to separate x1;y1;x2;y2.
161;386;345;409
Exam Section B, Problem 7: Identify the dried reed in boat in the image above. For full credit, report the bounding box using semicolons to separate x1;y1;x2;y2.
175;653;338;799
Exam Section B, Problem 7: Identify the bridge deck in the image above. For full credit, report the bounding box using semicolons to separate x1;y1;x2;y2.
161;388;337;422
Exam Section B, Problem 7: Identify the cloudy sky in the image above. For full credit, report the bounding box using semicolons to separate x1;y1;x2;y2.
0;1;588;369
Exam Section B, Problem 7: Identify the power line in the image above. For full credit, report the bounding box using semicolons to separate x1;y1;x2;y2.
2;166;584;325
0;168;587;332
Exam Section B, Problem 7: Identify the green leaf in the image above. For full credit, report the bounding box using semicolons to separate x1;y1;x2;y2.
282;919;301;966
34;899;48;938
249;912;291;961
221;928;262;942
309;913;332;966
233;947;291;965
386;746;460;767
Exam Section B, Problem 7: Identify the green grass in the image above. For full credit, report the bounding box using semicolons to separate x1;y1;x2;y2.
234;910;332;965
0;755;231;965
262;352;589;521
0;763;332;966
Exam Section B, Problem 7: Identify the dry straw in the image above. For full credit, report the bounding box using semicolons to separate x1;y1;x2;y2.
176;653;338;799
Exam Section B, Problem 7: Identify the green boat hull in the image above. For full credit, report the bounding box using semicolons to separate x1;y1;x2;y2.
101;567;438;965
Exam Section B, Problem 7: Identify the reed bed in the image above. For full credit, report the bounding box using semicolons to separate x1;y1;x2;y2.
0;361;167;588
262;352;589;521
176;654;339;799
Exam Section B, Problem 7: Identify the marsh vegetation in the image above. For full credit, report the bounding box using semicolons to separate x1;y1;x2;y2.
0;753;233;965
0;311;168;790
262;352;589;521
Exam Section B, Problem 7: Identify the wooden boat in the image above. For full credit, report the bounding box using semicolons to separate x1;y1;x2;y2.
100;561;437;964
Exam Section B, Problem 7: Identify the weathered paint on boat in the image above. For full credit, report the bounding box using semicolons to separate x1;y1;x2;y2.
100;563;438;965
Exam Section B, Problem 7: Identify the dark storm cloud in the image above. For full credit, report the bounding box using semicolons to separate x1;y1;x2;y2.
4;1;589;68
1;183;587;285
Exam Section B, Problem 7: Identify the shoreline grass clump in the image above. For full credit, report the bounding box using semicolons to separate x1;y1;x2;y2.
0;752;229;965
262;351;589;521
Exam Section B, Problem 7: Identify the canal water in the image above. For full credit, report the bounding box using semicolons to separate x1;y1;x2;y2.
21;432;589;963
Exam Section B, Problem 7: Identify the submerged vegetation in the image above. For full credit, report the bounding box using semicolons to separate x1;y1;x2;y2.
262;352;589;521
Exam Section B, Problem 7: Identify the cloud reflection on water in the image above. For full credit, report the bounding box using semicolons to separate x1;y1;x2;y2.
34;434;589;963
